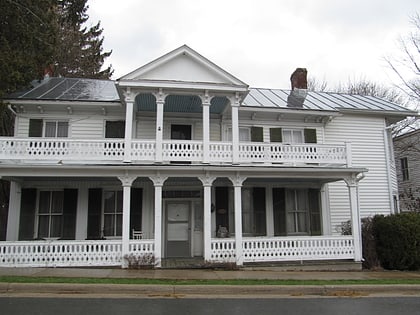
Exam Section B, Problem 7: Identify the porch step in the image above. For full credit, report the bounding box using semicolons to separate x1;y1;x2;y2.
161;257;206;269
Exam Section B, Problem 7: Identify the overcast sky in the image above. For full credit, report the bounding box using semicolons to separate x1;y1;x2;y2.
87;0;419;90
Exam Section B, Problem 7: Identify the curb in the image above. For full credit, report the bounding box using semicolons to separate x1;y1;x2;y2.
1;283;420;297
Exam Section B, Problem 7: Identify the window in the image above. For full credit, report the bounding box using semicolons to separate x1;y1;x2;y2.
29;119;69;137
241;187;266;236
286;189;308;234
401;157;409;181
103;190;123;237
105;121;125;138
283;129;304;144
37;191;64;238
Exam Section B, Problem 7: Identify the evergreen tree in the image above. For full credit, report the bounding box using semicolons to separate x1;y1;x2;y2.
53;0;113;79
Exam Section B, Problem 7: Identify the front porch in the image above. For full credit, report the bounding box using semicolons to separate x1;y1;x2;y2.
0;235;355;268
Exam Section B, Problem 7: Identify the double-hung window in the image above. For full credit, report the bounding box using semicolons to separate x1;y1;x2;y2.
103;190;123;237
286;189;308;234
37;191;64;238
29;119;69;137
401;157;409;181
282;129;304;144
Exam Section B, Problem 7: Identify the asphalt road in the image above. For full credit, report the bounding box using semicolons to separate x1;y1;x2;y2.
1;297;420;315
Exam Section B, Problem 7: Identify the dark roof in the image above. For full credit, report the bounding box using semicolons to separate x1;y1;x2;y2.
7;77;120;102
243;88;415;114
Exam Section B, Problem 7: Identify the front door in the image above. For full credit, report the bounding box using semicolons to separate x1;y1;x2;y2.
165;201;191;257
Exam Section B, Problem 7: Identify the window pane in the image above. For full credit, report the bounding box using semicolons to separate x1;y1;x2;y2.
103;214;114;236
116;190;123;214
45;122;57;137
287;213;296;233
39;191;50;214
38;216;49;238
292;130;304;143
296;190;307;210
116;214;122;236
104;191;115;214
297;212;307;232
57;122;68;137
283;130;292;143
239;128;250;141
51;191;63;214
285;189;296;210
50;216;62;237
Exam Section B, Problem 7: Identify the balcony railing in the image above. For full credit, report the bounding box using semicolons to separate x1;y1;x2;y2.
0;137;350;166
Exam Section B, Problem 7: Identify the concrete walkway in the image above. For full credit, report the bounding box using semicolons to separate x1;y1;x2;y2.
1;267;420;298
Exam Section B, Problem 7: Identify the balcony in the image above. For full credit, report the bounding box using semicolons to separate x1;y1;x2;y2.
0;137;351;167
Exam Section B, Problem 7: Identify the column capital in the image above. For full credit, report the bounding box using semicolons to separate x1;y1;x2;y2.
118;175;137;187
228;172;246;187
228;92;241;107
198;173;217;186
199;90;213;106
123;88;137;103
344;173;364;188
153;88;168;104
150;172;168;187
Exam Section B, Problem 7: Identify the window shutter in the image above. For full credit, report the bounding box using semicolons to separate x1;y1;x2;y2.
272;188;286;236
19;188;37;240
62;189;78;240
269;128;282;142
251;126;263;142
308;189;321;236
304;128;317;143
253;187;266;236
105;121;125;138
87;188;102;239
28;119;43;137
130;188;143;233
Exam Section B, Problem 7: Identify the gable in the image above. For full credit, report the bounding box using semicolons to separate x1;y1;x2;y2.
119;45;247;87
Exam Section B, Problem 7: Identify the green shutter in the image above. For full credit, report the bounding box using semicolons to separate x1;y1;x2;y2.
130;188;143;233
87;188;102;239
19;188;37;240
308;189;322;236
272;188;286;236
62;189;78;240
304;128;317;143
28;119;43;137
269;128;283;142
251;126;263;142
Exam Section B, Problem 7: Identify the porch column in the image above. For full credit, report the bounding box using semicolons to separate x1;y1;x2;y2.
118;175;137;268
230;93;240;164
200;92;212;164
229;173;246;266
150;174;167;268
199;174;216;262
6;181;21;241
123;90;136;163
346;176;362;262
154;89;166;163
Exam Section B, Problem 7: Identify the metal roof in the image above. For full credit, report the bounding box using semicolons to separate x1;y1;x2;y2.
8;77;120;102
243;88;415;114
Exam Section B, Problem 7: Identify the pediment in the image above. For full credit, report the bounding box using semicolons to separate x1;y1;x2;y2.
119;45;247;87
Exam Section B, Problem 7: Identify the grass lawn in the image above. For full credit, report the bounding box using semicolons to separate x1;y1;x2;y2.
1;276;420;286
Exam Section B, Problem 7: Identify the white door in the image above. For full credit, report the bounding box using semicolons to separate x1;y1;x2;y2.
165;202;191;257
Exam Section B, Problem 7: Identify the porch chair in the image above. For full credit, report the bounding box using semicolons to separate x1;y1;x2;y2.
132;229;143;240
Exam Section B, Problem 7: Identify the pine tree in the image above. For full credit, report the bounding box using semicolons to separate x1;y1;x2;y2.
53;0;113;79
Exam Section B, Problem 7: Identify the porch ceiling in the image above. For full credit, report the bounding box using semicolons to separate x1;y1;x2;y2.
135;94;229;114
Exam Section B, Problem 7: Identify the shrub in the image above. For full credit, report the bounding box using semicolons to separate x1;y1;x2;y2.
373;213;420;270
361;217;380;270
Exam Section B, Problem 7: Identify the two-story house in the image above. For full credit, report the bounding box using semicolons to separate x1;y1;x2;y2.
0;45;416;269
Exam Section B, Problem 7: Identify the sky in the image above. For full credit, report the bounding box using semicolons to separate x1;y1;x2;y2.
87;0;419;90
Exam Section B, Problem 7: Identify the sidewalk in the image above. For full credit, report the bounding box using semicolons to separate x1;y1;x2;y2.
1;267;420;297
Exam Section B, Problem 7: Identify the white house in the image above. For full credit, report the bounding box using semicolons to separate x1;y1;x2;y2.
0;45;416;269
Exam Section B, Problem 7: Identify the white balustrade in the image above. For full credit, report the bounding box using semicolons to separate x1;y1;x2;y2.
210;238;236;263
0;239;156;267
0;137;350;166
242;236;355;262
162;140;203;161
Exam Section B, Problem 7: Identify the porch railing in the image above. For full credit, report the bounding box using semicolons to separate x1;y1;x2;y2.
0;239;153;268
0;137;350;166
242;236;355;263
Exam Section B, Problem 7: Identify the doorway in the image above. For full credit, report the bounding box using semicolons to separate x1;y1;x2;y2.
165;201;191;257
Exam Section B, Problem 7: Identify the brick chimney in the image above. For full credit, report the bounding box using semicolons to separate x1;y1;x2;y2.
287;68;308;108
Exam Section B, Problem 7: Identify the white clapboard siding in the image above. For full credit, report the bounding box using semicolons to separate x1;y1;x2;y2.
325;114;392;233
71;118;104;138
15;117;29;137
136;120;156;139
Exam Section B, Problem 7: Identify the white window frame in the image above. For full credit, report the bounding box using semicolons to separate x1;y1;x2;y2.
102;189;123;238
35;189;64;239
43;120;69;138
282;129;304;144
226;127;251;142
286;188;309;235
